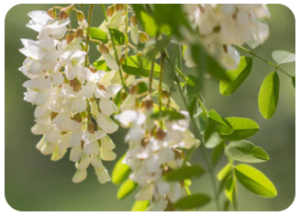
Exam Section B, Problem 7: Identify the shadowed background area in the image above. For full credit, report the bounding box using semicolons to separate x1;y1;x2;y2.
5;4;295;211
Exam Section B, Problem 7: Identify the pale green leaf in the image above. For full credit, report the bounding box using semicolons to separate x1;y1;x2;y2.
222;117;259;141
272;50;295;65
235;164;277;197
174;194;211;210
220;56;252;95
217;163;232;181
205;133;221;149
117;179;138;199
112;154;131;185
131;200;149;211
89;27;108;43
258;71;280;119
225;140;269;163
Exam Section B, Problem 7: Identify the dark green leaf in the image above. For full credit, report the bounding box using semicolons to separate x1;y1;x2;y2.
292;76;295;88
223;200;231;211
272;50;295;65
89;27;108;43
198;112;209;132
191;44;229;81
235;164;277;197
188;97;198;117
174;194;211;210
122;55;160;77
131;200;149;211
109;27;126;45
164;165;205;181
212;142;225;167
258;71;280;119
112;154;131;185
225;140;269;163
221;117;259;141
144;37;170;60
186;75;201;96
93;59;110;71
219;56;252;95
150;109;185;121
117;179;138;199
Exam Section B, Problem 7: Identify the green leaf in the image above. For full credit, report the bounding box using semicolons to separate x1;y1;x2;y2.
150;109;185;121
292;76;295;88
258;71;280;119
140;11;158;37
205;133;222;149
186;75;202;96
217;163;232;181
108;27;126;45
131;200;149;211
117;179;138;199
198;112;209;132
225;176;237;209
112;154;131;185
272;50;295;65
93;59;110;71
164;165;205;181
225;140;269;163
212;142;225;167
144;37;170;60
223;200;231;211
89;27;108;43
235;164;277;197
221;117;259;141
174;194;211;210
122;55;160;77
204;110;233;141
220;56;252;95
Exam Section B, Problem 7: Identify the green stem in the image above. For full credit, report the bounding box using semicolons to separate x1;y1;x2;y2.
149;60;155;96
158;52;165;113
164;51;220;211
236;45;293;78
100;4;108;22
197;97;208;117
84;4;94;67
124;4;129;59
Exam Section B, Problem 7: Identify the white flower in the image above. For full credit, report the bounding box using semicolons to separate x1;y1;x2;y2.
97;113;119;134
72;168;87;183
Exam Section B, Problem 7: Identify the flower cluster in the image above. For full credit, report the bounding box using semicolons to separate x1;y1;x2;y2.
115;92;200;210
19;10;121;184
184;4;270;69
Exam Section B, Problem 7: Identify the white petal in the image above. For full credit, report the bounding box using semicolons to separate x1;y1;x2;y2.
95;167;111;184
156;181;170;196
103;53;119;71
50;72;64;86
70;146;83;162
168;182;182;203
106;10;123;28
72;169;87;183
120;94;136;111
135;184;154;201
28;60;43;74
45;126;61;143
53;113;81;132
31;123;48;135
36;136;46;151
147;196;168;211
75;153;90;169
40;142;56;155
97;113;119;134
130;24;139;45
91;154;103;168
99;98;117;116
70;130;83;147
51;145;67;161
84;140;100;154
34;105;50;119
100;136;116;150
100;148;117;161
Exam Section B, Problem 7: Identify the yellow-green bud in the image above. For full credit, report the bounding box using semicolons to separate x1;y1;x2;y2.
130;14;138;25
76;11;85;22
59;9;68;20
47;8;56;19
75;28;84;38
139;31;149;43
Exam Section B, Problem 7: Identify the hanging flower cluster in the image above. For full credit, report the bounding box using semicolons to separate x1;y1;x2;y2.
184;4;270;69
115;89;200;210
19;9;122;184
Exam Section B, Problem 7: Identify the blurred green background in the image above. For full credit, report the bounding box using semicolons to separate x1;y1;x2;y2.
5;4;295;211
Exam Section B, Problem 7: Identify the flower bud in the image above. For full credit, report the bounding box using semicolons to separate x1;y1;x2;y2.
115;4;124;11
129;84;139;94
87;121;96;133
65;32;75;44
139;31;149;43
130;14;138;25
59;9;68;20
76;11;85;22
99;44;109;54
156;128;166;141
47;8;56;19
69;78;82;92
106;6;114;17
72;113;82;123
75;27;84;38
